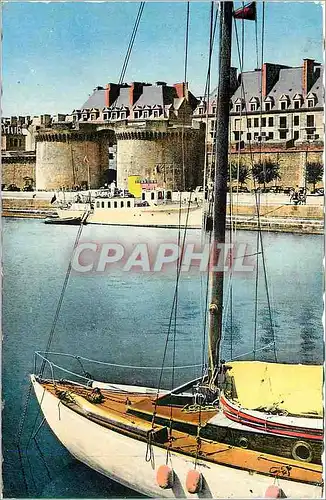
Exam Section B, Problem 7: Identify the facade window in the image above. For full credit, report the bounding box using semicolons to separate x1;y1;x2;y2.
247;133;252;141
121;201;124;207
108;201;111;208
261;117;266;127
294;100;300;109
234;131;241;141
235;104;241;113
234;119;241;130
254;118;259;128
307;115;315;127
293;115;300;126
268;117;274;127
96;201;100;208
127;201;131;208
268;132;274;140
101;201;105;208
265;102;271;111
279;116;287;128
151;192;155;200
254;132;259;139
294;130;299;140
280;101;287;110
247;118;252;128
142;193;145;200
114;201;118;208
307;99;314;108
212;106;216;114
210;120;216;130
279;130;287;139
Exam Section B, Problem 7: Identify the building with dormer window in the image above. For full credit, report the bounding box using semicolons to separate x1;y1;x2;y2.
193;58;323;153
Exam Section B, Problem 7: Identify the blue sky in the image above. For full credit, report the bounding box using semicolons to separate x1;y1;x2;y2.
2;1;323;116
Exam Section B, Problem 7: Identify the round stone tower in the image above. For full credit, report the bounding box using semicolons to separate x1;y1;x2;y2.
115;122;205;191
35;129;113;190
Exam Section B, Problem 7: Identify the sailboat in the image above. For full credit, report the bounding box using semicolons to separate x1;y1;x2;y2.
31;3;323;498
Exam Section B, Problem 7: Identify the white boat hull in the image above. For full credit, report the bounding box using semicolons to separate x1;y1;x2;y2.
31;377;322;498
56;206;203;228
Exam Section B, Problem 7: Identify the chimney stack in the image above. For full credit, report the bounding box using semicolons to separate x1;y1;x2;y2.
105;83;124;108
261;63;289;98
173;82;189;100
129;82;150;106
302;58;315;96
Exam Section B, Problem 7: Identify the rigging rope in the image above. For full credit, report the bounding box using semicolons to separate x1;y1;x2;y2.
40;221;86;376
233;4;277;362
118;2;145;84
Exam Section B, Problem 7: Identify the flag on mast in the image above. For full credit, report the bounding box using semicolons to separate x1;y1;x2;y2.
233;2;256;21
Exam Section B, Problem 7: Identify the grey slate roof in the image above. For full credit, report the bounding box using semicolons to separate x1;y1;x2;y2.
82;89;106;109
230;64;323;110
111;88;131;108
231;70;261;104
266;67;302;104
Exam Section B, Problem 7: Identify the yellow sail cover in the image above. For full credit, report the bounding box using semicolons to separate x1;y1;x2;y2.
228;361;323;417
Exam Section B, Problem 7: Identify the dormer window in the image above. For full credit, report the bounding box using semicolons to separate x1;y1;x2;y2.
143;111;149;118
306;93;317;108
111;112;117;120
103;113;109;120
82;114;88;120
153;110;159;118
134;111;140;119
120;112;126;119
279;94;290;110
294;100;300;109
198;107;204;115
250;103;257;111
265;102;271;111
235;104;241;113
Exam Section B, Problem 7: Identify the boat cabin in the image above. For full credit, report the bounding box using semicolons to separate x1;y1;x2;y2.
95;196;136;210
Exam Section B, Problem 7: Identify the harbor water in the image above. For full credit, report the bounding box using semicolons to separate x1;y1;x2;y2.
2;218;323;498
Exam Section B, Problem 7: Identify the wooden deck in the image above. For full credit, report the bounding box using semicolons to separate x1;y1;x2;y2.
42;381;323;486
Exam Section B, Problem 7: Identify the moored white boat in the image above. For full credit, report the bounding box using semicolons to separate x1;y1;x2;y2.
31;375;323;498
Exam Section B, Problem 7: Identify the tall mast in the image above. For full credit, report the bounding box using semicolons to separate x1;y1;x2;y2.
208;1;233;376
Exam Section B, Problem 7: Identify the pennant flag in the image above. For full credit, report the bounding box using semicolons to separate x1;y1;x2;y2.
233;2;256;21
50;194;57;204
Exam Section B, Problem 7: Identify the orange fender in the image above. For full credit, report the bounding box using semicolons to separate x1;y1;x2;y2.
186;469;202;493
265;485;286;498
156;464;174;489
